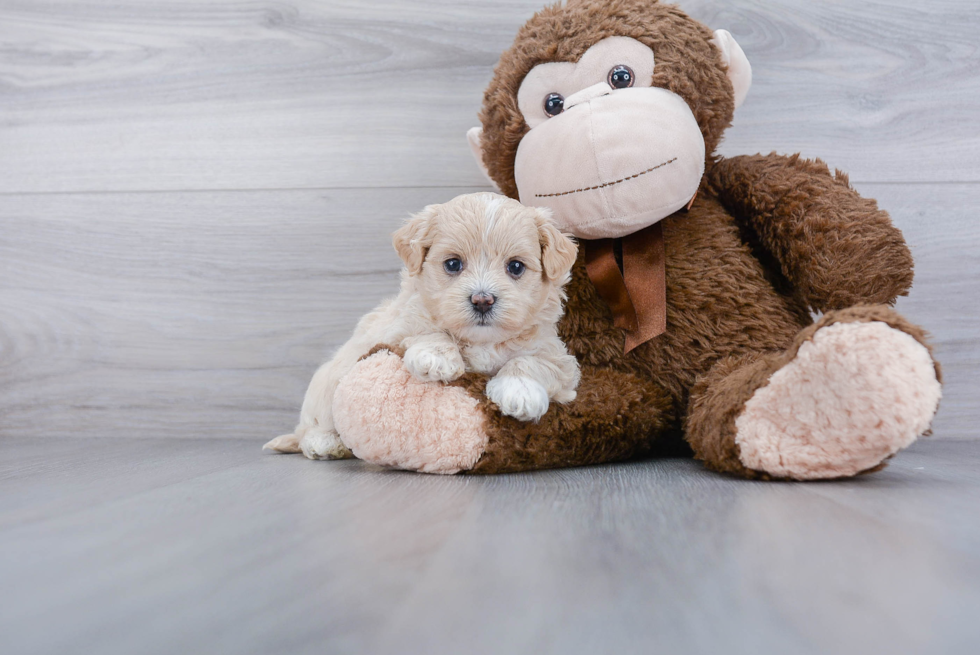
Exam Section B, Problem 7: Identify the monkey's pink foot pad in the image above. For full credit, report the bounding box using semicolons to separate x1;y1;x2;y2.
333;349;489;474
735;321;942;480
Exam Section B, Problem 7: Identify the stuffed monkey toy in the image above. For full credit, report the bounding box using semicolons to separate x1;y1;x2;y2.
324;0;942;479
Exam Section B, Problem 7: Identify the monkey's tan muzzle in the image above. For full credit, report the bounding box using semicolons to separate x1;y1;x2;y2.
514;86;705;240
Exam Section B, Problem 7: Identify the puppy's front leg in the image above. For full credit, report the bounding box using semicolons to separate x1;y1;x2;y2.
486;352;580;422
402;332;465;383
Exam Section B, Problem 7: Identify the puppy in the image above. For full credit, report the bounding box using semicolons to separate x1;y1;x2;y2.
264;192;580;460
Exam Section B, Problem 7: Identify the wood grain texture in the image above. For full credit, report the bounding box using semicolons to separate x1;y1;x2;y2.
0;182;976;441
0;187;484;439
1;0;978;193
2;437;979;655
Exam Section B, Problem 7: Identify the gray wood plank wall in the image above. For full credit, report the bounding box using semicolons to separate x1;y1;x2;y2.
2;0;978;441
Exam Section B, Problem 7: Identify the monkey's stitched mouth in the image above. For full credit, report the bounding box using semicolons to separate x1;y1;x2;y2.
534;157;677;198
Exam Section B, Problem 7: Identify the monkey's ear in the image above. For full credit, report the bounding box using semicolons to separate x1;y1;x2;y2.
534;208;578;280
711;29;752;109
466;127;501;191
393;205;438;275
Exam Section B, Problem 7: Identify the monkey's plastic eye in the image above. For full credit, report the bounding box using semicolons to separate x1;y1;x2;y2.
608;65;635;89
444;258;463;274
543;93;564;117
506;260;525;278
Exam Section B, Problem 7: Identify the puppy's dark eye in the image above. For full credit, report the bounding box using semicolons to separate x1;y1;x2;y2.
608;65;635;89
506;260;525;278
544;93;564;117
444;258;463;274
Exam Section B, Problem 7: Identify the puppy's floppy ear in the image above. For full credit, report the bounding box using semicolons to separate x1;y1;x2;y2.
534;207;578;280
393;205;438;275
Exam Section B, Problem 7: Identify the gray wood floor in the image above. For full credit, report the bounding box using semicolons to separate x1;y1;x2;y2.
2;1;979;653
3;437;980;655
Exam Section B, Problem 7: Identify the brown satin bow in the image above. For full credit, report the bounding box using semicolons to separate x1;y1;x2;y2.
584;221;667;354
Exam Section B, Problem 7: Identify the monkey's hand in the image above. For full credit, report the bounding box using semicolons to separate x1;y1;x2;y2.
708;153;913;312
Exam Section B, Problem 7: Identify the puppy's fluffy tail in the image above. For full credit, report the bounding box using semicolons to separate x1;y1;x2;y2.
263;432;302;453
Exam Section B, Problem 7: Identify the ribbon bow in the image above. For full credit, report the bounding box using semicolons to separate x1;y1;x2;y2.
584;221;667;354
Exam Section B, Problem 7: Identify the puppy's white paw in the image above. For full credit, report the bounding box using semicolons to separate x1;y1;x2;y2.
486;375;550;422
300;429;354;461
404;344;465;383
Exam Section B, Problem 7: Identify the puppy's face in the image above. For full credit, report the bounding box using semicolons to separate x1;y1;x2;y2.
393;193;578;344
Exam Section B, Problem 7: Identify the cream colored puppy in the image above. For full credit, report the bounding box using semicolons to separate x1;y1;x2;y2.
264;192;580;460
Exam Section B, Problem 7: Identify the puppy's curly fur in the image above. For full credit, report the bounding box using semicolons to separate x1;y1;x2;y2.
264;193;580;460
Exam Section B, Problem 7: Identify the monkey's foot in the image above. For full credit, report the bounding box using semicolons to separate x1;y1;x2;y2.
735;320;941;480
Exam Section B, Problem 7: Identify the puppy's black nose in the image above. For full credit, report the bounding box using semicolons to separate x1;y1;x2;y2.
470;292;496;315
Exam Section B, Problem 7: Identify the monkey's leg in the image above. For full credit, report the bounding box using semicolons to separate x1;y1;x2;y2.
332;348;674;475
686;306;942;480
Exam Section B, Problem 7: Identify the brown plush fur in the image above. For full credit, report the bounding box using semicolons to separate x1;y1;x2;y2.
463;366;674;474
708;154;915;312
454;0;929;477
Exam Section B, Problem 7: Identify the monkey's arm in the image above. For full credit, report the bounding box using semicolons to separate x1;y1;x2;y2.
707;153;913;311
332;347;679;474
468;365;675;473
